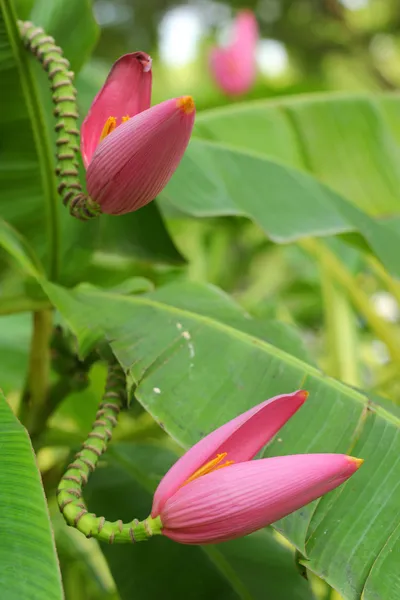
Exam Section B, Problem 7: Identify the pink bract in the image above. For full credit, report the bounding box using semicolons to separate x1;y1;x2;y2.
152;390;307;516
209;9;259;96
150;390;363;545
86;97;195;215
80;51;196;216
161;454;361;544
81;52;152;168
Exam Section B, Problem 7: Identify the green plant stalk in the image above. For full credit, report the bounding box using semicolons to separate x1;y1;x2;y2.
368;255;400;308
58;360;162;543
0;296;51;315
319;256;360;386
301;238;400;366
19;309;53;431
18;20;101;221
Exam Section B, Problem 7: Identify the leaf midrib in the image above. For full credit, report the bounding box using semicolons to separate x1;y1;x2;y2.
80;287;371;407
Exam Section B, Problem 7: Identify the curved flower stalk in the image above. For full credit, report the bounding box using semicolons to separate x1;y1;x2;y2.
58;359;161;542
18;21;92;218
209;10;259;96
59;388;363;545
78;53;196;218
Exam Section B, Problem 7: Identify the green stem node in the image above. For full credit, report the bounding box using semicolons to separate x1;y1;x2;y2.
18;20;101;221
57;360;161;543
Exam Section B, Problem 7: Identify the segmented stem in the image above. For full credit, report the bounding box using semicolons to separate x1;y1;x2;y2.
57;360;162;543
18;20;101;221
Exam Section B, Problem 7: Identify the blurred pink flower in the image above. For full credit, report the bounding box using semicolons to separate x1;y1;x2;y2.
209;10;259;96
151;391;363;544
81;53;195;215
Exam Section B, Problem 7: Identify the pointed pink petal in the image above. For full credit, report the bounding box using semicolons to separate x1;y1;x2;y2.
161;454;362;544
81;52;152;168
233;10;259;51
86;96;195;215
151;391;308;516
209;45;256;96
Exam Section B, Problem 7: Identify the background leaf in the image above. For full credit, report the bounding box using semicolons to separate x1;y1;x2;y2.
194;94;400;217
161;137;400;277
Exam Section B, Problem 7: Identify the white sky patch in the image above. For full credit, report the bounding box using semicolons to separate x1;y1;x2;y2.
256;39;289;77
153;387;161;394
370;34;397;62
339;0;369;10
159;6;203;67
371;291;399;323
371;340;390;365
93;0;133;26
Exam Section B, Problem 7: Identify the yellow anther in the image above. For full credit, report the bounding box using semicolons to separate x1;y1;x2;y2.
122;115;130;123
183;453;234;486
99;116;117;142
176;96;195;114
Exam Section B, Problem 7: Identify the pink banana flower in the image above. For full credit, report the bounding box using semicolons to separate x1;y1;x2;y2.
80;52;195;215
209;10;259;96
151;391;363;544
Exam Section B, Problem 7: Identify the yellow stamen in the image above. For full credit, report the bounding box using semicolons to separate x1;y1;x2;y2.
122;115;130;123
99;116;117;142
184;453;234;486
176;96;195;114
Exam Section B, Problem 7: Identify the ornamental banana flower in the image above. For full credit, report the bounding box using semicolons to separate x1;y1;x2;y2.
80;52;195;215
209;10;259;96
151;391;363;544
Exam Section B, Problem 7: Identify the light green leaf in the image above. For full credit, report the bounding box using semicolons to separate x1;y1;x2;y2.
0;392;63;599
161;137;400;277
194;93;400;216
43;279;400;598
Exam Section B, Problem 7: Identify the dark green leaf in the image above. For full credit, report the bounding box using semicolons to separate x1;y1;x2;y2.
30;0;99;73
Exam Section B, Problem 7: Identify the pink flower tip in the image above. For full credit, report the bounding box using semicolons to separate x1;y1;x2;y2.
176;96;195;114
347;456;364;469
